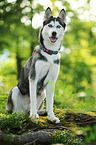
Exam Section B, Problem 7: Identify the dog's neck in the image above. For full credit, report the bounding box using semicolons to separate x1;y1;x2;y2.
40;43;60;55
40;37;63;55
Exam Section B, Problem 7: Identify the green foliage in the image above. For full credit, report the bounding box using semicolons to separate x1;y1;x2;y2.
0;0;96;96
0;111;30;134
55;78;96;113
81;125;96;145
0;95;7;112
60;54;92;92
51;130;81;145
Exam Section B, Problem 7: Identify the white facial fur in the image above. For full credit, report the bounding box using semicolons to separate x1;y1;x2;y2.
42;20;65;51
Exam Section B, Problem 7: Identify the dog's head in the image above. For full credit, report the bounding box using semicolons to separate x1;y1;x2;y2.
40;7;66;51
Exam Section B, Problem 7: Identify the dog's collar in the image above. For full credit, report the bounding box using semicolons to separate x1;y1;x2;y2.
40;44;59;55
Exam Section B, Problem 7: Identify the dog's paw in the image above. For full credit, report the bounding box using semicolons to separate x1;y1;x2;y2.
49;116;60;123
55;117;60;123
30;113;39;119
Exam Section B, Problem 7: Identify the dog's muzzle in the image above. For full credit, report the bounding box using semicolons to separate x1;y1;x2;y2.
49;31;58;43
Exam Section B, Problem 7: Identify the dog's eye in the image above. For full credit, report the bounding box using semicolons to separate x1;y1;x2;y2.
48;24;53;28
56;25;61;28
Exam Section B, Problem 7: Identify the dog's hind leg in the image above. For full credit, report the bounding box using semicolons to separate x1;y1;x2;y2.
6;87;14;112
11;86;24;112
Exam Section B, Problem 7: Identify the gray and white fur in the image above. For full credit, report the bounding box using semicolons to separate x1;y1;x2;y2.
6;7;66;123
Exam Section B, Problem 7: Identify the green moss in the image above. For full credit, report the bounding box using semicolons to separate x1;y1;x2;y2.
18;137;22;141
30;116;49;126
4;134;14;143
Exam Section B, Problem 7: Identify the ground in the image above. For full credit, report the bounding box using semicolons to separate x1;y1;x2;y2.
0;102;96;145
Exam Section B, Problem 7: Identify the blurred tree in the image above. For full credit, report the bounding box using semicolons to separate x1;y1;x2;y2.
58;0;96;92
0;0;96;93
0;0;43;79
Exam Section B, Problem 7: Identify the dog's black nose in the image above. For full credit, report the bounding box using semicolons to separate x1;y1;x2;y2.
52;31;57;37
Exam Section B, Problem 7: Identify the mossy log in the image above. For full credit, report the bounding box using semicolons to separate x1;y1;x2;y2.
0;130;52;145
0;110;96;145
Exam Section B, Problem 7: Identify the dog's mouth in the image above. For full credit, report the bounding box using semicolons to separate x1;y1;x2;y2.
49;37;57;43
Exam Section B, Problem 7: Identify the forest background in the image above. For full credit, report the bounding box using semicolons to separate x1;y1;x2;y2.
0;0;96;144
0;0;96;113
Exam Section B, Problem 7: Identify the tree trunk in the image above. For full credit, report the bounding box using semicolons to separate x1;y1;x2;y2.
16;52;22;80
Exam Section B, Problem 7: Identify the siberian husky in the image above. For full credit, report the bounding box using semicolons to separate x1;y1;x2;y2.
6;7;66;123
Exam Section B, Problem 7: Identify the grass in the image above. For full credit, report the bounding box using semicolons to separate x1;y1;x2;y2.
54;79;96;114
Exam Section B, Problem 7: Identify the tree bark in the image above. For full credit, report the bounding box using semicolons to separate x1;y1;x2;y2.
0;130;52;145
16;52;22;80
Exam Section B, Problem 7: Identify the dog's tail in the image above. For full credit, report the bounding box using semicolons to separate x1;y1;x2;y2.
6;88;14;113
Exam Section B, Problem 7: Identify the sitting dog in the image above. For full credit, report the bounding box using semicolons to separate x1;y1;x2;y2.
6;7;66;123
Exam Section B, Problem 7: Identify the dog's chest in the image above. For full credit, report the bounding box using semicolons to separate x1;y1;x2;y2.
36;56;60;94
36;54;60;83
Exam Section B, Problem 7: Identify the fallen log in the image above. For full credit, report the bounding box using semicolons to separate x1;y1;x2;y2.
0;130;52;145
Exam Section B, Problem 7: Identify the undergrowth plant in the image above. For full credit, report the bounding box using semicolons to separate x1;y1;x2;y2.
51;130;81;145
0;111;30;134
81;125;96;145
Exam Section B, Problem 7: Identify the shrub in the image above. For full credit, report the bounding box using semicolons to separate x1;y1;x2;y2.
0;111;30;134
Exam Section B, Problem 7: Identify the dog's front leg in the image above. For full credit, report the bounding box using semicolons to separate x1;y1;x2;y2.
29;78;39;118
46;82;60;123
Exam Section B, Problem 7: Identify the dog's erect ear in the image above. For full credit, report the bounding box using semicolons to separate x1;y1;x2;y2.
44;7;53;21
58;9;66;23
